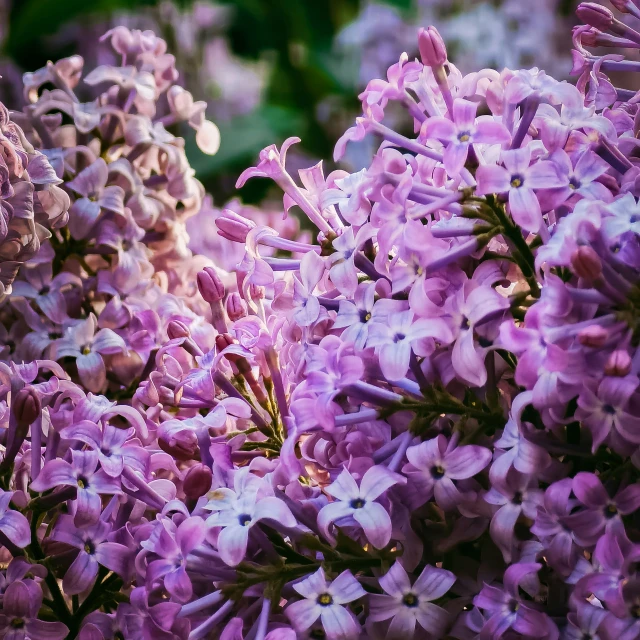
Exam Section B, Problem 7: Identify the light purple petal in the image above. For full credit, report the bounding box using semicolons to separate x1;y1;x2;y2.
76;352;106;394
388;608;418;639
326;468;360;502
320;605;360;640
379;342;411;381
444;143;470;176
293;567;328;599
64;551;99;595
329;570;367;604
353;502;392;549
30;459;75;492
476;165;510;195
286;599;321;632
379;562;412;598
217;524;249;567
508;187;542;233
415;602;449;637
360;466;404;501
414;564;456;601
425;117;456;142
253;497;297;528
445;445;492;479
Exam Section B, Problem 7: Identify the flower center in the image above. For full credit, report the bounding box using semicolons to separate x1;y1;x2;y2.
238;513;252;527
402;592;419;608
40;285;50;295
569;177;581;190
630;215;639;224
604;504;618;519
77;476;88;489
81;345;92;356
430;465;445;479
317;593;333;607
364;312;372;322
508;599;520;613
48;332;62;340
350;498;366;509
457;132;471;143
309;629;326;639
510;175;524;188
10;618;25;629
512;491;523;505
84;540;95;554
393;333;406;343
602;404;616;415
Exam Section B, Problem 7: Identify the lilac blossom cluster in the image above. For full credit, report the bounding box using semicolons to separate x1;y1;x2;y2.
0;7;639;640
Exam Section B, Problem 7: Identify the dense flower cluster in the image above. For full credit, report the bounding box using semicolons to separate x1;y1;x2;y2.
0;6;639;640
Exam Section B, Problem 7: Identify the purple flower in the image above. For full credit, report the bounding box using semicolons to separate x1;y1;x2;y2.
367;310;452;381
285;567;366;640
0;490;30;549
50;515;131;595
530;479;579;576
59;420;148;477
564;602;608;640
576;376;640;452
485;472;543;563
30;449;122;527
144;517;205;603
404;435;492;511
0;580;68;639
474;563;551;640
424;98;510;176
369;561;455;638
53;314;127;393
564;472;640;547
317;465;405;549
476;147;567;232
205;471;297;566
66;158;125;239
11;263;79;324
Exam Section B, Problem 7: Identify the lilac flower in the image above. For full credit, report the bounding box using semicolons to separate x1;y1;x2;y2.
285;568;366;640
317;465;405;549
564;472;640;546
30;449;122;527
367;310;452;381
205;472;297;566
485;472;543;563
404;435;492;511
474;563;552;640
50;515;131;595
0;581;68;640
53;314;127;393
144;517;205;603
66;158;125;239
369;561;456;638
59;420;148;477
476;147;567;231
424;98;510;175
576;375;640;451
564;602;608;640
11;263;79;324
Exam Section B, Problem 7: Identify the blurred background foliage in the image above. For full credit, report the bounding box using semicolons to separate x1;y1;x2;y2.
0;0;579;207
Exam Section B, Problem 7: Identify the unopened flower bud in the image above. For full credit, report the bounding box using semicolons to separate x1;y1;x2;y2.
578;324;608;348
418;26;447;66
13;387;41;427
215;333;235;352
226;293;247;321
250;284;265;300
215;209;255;243
197;267;225;303
183;463;213;500
577;3;614;30
578;26;600;47
167;320;190;340
571;246;602;281
605;349;632;376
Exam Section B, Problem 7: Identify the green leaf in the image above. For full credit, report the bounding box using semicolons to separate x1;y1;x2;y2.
6;0;155;64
